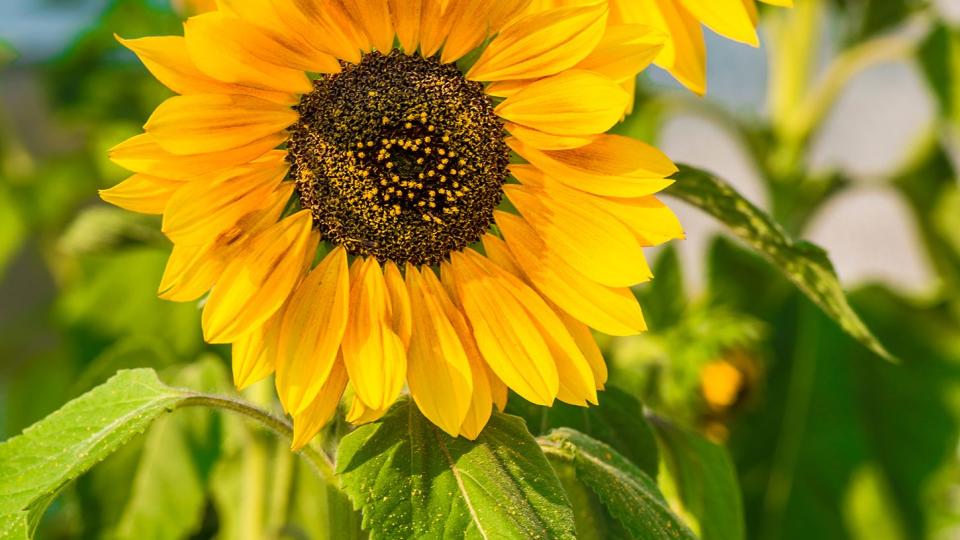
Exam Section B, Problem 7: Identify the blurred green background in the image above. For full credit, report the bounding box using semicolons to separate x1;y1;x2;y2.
3;0;960;539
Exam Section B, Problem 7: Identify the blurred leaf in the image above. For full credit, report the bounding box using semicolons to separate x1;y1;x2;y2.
652;419;745;540
58;207;163;256
548;459;622;540
0;513;27;540
0;187;26;281
0;40;15;68
540;428;696;540
919;24;960;126
639;246;687;329
0;369;188;536
289;458;365;540
668;165;892;361
69;335;179;397
336;399;576;539
843;464;908;540
507;386;660;478
111;360;227;540
58;247;202;356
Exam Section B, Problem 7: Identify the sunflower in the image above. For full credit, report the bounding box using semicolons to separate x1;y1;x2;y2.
102;0;684;449
529;0;792;94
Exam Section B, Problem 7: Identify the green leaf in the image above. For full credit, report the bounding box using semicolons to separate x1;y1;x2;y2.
919;24;960;126
58;207;164;256
540;428;696;540
507;386;660;478
0;369;189;532
668;165;892;361
336;399;576;540
0;513;27;540
111;360;227;540
652;420;745;540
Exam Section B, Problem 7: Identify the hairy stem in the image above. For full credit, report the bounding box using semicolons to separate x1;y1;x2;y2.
178;392;337;483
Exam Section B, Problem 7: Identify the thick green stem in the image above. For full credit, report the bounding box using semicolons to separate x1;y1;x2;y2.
178;392;337;483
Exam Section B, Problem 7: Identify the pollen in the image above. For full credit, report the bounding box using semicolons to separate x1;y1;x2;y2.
287;50;509;266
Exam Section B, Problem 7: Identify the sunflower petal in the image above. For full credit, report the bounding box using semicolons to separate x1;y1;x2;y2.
556;309;607;390
445;251;559;405
496;70;628;136
161;153;288;245
145;94;297;155
467;3;607;82
109;132;287;181
202;210;317;343
99;174;182;215
508;135;676;197
418;0;451;57
341;0;395;52
232;314;283;390
341;257;407;411
158;242;222;302
493;213;646;336
440;1;496;64
505;123;599;151
384;262;412;347
504;184;651;287
679;0;758;46
291;360;349;450
346;395;390;424
276;247;350;415
573;24;666;82
389;0;422;53
405;266;473;437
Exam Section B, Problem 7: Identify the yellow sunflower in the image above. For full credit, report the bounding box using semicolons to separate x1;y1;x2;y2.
529;0;792;94
101;0;684;449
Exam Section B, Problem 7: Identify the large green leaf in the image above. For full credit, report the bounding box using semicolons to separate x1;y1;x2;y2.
507;386;660;478
336;399;576;539
652;420;744;540
540;428;696;540
919;24;960;126
0;369;189;534
668;165;891;361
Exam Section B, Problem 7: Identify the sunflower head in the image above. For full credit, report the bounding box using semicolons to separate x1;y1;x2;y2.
103;0;684;448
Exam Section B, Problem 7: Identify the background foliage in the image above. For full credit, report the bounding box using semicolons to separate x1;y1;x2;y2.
2;0;960;539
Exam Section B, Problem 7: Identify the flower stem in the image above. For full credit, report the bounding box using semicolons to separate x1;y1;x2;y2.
178;392;337;483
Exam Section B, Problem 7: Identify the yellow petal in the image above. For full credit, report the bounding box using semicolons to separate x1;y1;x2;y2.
405;266;474;437
487;0;533;31
468;3;608;81
158;182;295;302
494;212;647;335
504;184;652;287
341;257;407;411
202;210;317;343
496;70;628;136
184;13;312;95
389;0;422;53
161;153;288;245
573;23;666;82
276;247;350;415
109;132;287;181
511;163;684;246
418;0;451;57
341;0;395;52
158;242;223;302
508;135;676;197
273;0;367;63
441;1;496;64
679;0;759;46
506;123;599;151
444;251;558;405
99;173;182;215
116;35;292;104
483;231;617;385
459;351;493;440
291;360;349;450
346;394;390;424
485;79;535;98
476;235;597;406
232;314;283;390
145;94;297;155
556;309;608;390
384;262;412;348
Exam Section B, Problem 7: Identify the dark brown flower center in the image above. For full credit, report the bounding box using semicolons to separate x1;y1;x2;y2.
287;50;509;266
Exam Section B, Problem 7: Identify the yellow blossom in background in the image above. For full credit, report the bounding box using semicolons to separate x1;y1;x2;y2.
528;0;793;94
102;0;684;449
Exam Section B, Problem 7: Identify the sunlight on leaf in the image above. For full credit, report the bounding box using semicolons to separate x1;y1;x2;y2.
0;370;189;532
668;165;893;361
336;399;576;540
540;428;697;540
